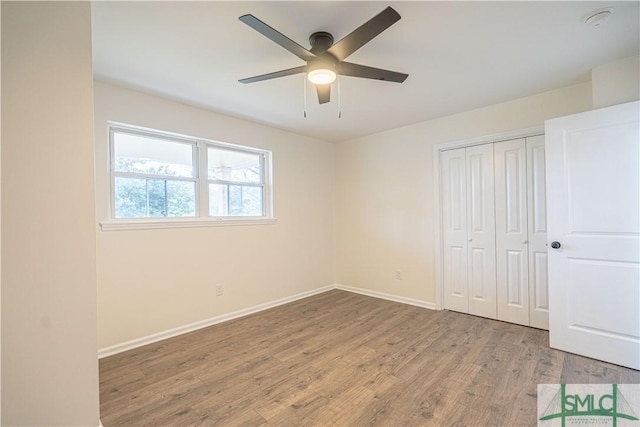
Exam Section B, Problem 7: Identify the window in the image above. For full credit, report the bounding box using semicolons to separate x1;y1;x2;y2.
207;146;264;217
112;131;197;218
108;124;272;227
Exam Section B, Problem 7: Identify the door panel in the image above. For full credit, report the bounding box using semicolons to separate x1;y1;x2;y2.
466;144;496;319
470;248;487;298
529;139;547;234
468;153;486;232
506;250;525;305
569;259;640;337
442;149;469;313
566;125;639;234
495;139;529;326
527;135;549;329
449;246;467;297
531;251;549;324
546;101;640;369
505;150;524;233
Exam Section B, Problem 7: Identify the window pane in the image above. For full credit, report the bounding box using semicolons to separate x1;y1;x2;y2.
114;132;194;178
166;181;196;217
209;184;263;216
115;177;196;218
208;147;261;183
115;177;147;218
147;179;166;217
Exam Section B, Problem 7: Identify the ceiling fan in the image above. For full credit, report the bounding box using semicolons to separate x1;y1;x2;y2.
239;6;409;104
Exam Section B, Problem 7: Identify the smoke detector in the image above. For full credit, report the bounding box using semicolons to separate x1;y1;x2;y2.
584;8;614;27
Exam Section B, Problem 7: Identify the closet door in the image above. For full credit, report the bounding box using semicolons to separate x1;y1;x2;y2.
494;139;529;326
466;144;497;319
526;135;549;329
442;148;469;313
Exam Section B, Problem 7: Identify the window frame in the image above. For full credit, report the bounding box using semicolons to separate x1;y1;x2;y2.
203;143;269;218
102;123;274;231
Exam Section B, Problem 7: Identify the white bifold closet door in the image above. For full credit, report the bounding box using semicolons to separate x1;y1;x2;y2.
494;139;529;326
526;136;549;330
442;144;496;319
494;136;548;329
442;136;548;329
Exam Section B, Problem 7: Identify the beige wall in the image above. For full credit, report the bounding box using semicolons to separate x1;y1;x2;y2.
0;2;3;422
1;2;99;426
336;82;592;304
94;82;335;349
592;55;640;109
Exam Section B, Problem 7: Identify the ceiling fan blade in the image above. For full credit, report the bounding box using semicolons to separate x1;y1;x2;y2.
339;62;408;83
239;14;316;62
316;84;331;104
327;7;401;62
239;66;306;84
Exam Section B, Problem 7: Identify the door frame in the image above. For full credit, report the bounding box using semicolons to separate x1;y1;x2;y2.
433;125;544;310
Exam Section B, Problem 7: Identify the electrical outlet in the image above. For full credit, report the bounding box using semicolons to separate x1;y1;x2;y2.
215;283;224;296
395;270;403;280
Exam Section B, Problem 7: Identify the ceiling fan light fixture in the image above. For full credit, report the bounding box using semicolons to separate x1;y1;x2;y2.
307;68;337;85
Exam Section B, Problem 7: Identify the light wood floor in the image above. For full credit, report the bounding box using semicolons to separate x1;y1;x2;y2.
99;290;640;426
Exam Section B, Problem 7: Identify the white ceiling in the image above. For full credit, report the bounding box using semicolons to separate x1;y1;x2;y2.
91;1;640;142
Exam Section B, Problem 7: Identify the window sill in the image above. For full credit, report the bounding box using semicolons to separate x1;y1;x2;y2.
100;217;277;231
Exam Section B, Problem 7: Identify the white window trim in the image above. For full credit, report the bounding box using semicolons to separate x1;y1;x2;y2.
101;122;275;231
100;217;277;231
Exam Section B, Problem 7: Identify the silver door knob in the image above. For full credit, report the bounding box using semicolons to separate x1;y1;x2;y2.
550;241;561;249
468;238;473;242
521;239;528;244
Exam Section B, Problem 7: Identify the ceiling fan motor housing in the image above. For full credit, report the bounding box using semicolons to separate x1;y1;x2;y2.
307;32;339;78
309;31;334;53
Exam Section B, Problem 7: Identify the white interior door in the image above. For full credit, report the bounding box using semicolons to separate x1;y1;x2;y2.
495;138;529;326
546;101;640;369
526;135;549;330
466;144;497;319
442;148;469;314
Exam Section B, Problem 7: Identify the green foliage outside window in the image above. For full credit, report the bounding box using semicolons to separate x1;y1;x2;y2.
114;158;195;218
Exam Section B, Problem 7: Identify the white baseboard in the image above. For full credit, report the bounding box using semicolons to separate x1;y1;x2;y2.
335;283;437;310
98;284;334;359
98;283;437;358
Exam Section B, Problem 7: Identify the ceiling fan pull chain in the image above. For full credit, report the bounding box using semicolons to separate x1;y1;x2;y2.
338;76;342;119
303;73;307;118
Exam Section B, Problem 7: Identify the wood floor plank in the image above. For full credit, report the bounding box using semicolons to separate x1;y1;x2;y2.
101;373;204;426
100;289;640;426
